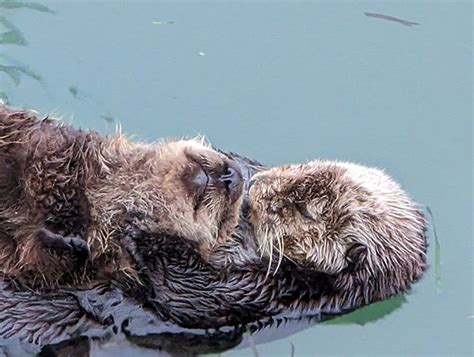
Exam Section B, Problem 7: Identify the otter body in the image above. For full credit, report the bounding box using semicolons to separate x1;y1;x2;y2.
0;105;427;335
0;106;245;286
0;108;95;285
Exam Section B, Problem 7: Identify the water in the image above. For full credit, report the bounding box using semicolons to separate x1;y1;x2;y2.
1;0;472;355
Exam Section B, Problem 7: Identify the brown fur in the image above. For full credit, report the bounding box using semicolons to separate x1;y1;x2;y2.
0;105;429;336
248;161;427;312
0;105;243;287
0;104;427;316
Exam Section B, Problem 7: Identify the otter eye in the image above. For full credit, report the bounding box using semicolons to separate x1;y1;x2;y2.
181;159;210;211
193;164;209;209
194;165;208;197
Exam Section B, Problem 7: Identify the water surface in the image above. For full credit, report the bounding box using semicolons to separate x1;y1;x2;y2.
1;1;472;355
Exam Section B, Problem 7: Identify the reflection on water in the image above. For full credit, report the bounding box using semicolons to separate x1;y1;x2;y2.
0;270;412;356
426;206;443;293
0;0;472;356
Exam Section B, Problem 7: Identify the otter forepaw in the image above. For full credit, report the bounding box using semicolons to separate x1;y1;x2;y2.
63;235;90;258
38;228;89;260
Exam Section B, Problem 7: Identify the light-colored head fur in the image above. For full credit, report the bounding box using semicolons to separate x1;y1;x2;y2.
248;160;427;309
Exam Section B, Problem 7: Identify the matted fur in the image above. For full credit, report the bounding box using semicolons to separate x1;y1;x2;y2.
0;105;243;286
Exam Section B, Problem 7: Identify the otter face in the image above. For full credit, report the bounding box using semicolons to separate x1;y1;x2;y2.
247;161;427;288
247;163;352;274
151;139;244;255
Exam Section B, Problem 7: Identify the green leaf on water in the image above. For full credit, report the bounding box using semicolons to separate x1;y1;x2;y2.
321;294;407;326
0;0;55;13
0;15;27;45
0;29;27;45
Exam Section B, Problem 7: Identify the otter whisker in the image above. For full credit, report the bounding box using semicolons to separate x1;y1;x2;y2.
264;228;274;280
273;234;284;276
257;231;267;256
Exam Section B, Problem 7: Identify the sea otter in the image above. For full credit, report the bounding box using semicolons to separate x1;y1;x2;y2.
0;105;427;335
0;105;247;287
115;159;428;328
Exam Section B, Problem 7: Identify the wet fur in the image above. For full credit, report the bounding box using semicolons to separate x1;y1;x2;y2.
0;105;428;333
248;161;428;311
0;106;243;287
0;108;95;286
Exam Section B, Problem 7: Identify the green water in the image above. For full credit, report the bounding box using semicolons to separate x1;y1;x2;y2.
1;0;472;355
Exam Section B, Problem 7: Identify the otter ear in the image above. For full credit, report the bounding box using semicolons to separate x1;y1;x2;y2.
345;242;368;270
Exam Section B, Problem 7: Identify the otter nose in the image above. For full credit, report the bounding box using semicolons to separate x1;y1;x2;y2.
220;166;243;202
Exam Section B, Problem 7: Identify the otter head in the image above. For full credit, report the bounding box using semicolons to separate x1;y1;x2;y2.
247;161;427;309
148;139;244;255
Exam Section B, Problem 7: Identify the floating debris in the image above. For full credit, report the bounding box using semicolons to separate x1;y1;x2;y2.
198;52;205;56
152;20;174;25
69;85;78;98
100;114;115;123
364;12;420;27
68;85;92;101
0;0;55;13
0;15;27;45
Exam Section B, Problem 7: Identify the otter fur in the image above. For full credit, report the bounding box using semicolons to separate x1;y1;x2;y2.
247;162;427;311
0;105;245;286
0;104;428;333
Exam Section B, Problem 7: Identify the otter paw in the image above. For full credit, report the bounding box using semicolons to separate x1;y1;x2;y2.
63;236;90;258
38;228;90;260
